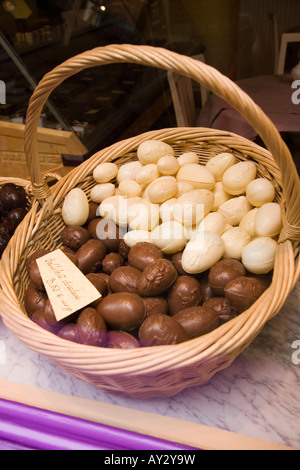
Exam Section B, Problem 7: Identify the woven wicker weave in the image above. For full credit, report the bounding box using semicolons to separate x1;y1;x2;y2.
0;45;299;399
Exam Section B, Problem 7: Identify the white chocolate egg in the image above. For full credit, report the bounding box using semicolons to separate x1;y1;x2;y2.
173;189;214;227
218;196;252;226
206;152;236;182
246;178;276;207
90;183;115;203
221;227;251;260
157;155;180;175
176;163;215;190
117;161;143;183
177;152;199;167
242;237;278;274
137;140;174;165
151;221;187;254
62;188;90;227
254;202;283;237
118;179;143;198
198;212;227;236
222;161;257;195
135;164;160;185
181;231;225;274
147;176;178;204
93;162;118;183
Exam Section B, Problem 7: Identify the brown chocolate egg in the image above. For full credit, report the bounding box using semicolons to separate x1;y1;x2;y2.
167;275;202;316
138;258;178;297
76;239;107;274
88;218;125;252
128;242;163;271
61;226;91;251
58;324;80;343
86;273;108;298
96;292;146;331
24;284;48;316
28;262;45;291
139;313;189;346
204;297;238;324
142;297;169;317
0;183;27;211
92;272;110;288
173;306;220;339
106;331;140;349
109;266;142;294
77;307;107;346
102;252;124;275
60;245;75;255
7;207;27;227
208;258;246;296
26;249;51;291
224;276;268;311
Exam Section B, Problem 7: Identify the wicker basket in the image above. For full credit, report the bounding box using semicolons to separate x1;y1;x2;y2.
1;45;299;399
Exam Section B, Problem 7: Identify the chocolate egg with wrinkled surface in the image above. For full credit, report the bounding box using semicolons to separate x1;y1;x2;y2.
97;292;146;331
224;276;268;311
128;242;163;271
109;266;142;294
138;258;177;297
173;306;219;339
168;275;202;316
77;307;107;346
102;252;124;275
142;296;169;317
61;226;91;251
139;313;189;346
204;297;238;324
208;258;246;296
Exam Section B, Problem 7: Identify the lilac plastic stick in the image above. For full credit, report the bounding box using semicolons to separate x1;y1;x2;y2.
0;399;198;451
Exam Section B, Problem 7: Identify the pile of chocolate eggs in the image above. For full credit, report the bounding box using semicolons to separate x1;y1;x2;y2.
24;140;279;349
0;183;28;257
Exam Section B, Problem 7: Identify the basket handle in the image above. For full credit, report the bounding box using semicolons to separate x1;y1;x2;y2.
24;44;300;241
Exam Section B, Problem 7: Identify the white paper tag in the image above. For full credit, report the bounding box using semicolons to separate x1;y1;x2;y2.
36;249;101;322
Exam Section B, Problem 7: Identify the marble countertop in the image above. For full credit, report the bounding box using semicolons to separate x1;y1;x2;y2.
1;281;300;450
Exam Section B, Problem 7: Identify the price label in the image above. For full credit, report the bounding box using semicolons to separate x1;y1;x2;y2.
36;249;101;322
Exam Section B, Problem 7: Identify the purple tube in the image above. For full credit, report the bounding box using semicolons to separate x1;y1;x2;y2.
0;399;198;451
